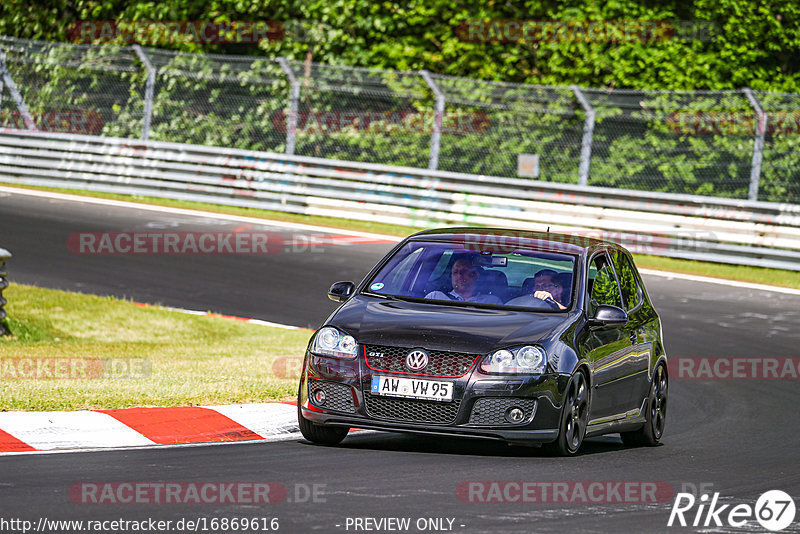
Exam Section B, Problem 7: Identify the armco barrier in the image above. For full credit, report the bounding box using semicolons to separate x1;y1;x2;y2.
0;129;799;271
0;248;10;335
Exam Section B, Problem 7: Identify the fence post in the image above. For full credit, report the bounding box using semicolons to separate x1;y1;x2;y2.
420;70;445;171
743;88;766;202
0;248;11;336
132;45;155;141
571;86;595;187
277;58;300;156
0;52;37;131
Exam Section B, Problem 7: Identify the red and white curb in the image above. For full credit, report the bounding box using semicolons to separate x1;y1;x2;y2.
0;302;309;455
0;402;300;454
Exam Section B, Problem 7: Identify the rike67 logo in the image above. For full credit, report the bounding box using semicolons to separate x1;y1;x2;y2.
668;490;796;531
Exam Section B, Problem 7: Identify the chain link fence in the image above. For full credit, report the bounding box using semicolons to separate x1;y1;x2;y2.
0;37;144;139
1;35;798;203
582;88;759;199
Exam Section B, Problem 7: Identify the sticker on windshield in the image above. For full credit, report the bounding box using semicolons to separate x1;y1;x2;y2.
370;282;385;291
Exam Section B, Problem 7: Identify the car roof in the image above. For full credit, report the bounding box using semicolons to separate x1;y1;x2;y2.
407;227;616;254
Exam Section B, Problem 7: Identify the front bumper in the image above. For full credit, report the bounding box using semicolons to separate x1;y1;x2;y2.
299;352;567;444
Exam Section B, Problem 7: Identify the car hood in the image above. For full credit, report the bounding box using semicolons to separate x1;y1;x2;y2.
327;295;571;355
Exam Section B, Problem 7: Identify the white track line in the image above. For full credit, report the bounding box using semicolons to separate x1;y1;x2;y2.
205;403;299;438
2;185;797;295
0;404;300;455
0;411;155;450
0;185;402;242
0;432;305;456
156;305;302;330
639;269;800;296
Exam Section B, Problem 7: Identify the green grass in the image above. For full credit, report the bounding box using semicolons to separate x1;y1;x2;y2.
3;182;799;289
0;283;311;411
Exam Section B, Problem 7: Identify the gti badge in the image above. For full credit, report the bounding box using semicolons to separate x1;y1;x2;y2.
406;349;429;371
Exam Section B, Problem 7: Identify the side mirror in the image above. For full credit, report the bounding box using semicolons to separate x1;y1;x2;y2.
328;281;355;302
588;304;628;328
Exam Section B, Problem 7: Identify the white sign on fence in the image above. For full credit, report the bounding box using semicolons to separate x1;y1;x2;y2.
518;153;540;178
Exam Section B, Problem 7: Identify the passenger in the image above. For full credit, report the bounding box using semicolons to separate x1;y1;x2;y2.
554;272;572;308
425;256;502;304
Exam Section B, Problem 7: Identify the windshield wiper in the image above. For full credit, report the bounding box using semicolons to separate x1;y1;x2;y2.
392;295;495;310
389;294;427;303
361;291;398;300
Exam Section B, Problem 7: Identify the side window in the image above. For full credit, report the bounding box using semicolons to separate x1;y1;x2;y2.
587;253;622;315
611;250;642;311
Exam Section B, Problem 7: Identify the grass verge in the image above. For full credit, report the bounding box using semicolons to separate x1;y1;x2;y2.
0;283;311;411
3;182;799;289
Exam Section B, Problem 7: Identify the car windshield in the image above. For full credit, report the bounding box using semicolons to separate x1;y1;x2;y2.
363;239;577;311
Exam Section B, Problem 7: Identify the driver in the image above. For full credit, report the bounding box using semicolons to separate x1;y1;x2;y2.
425;256;502;304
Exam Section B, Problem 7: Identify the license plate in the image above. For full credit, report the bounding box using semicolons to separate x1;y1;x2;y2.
370;375;453;402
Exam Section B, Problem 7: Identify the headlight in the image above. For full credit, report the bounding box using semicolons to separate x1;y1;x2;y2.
312;327;358;359
517;346;545;369
490;349;514;367
481;345;547;374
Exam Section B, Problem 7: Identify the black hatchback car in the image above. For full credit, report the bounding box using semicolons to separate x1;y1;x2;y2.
297;228;668;455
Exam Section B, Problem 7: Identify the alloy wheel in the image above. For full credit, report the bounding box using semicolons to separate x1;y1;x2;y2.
651;364;668;439
565;372;589;452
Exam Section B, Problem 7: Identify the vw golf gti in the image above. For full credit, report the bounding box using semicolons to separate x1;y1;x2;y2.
297;228;668;455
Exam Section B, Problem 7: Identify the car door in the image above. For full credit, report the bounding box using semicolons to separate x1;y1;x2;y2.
609;248;653;413
580;251;632;422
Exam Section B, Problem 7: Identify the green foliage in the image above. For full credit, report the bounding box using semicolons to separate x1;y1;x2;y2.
3;0;798;91
1;0;798;202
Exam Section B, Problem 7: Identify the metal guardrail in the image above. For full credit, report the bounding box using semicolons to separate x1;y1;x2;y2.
1;129;799;271
0;247;10;335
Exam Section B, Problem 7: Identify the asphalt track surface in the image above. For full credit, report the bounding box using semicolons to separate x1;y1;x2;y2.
1;188;799;533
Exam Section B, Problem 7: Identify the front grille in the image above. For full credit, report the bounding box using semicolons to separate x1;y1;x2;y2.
364;345;479;377
308;380;356;413
468;398;537;426
364;394;461;424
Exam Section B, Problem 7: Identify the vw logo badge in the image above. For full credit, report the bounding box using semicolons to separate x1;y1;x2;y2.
406;349;429;371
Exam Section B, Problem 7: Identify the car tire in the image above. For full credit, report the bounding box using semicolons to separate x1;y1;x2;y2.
543;370;589;456
297;393;349;446
620;363;668;447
